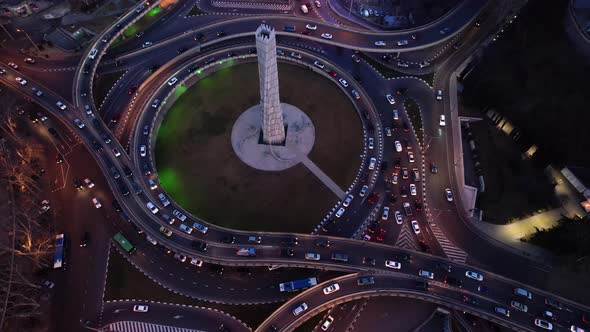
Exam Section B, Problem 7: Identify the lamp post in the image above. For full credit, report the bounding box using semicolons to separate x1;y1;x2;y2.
0;23;14;40
16;28;40;54
348;0;353;16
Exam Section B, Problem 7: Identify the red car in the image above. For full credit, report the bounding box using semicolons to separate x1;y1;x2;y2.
367;192;379;205
301;31;311;36
55;153;63;164
128;85;138;95
329;70;337;77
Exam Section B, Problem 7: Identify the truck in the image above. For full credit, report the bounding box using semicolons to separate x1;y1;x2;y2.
300;4;308;13
236;248;256;257
403;202;413;216
279;277;318;292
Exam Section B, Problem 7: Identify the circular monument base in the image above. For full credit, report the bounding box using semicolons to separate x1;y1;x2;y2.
231;103;315;171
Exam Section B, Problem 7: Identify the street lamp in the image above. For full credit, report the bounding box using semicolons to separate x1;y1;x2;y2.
16;28;41;54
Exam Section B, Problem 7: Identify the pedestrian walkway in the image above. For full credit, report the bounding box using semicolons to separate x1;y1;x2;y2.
429;223;468;263
395;221;417;250
299;154;346;199
105;321;205;332
211;0;291;10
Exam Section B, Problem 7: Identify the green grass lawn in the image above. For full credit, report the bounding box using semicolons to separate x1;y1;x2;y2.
155;63;362;233
93;70;126;108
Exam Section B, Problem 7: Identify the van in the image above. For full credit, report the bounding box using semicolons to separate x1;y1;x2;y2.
89;48;98;59
292;303;308;316
331;253;349;262
514;287;532;299
248;236;262;244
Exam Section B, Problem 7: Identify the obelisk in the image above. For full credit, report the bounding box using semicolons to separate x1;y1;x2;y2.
255;24;285;145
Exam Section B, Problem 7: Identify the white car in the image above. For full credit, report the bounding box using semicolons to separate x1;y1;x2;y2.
84;178;95;188
397;61;409;68
351;89;360;100
305;24;317;30
386;94;395;104
385;260;401;269
293;303;308;316
335;207;345;218
321;316;334;331
397;40;408;46
368;157;376;170
74;118;85;129
393;109;399;120
374;41;386;46
190;258;203;267
8;62;19;70
112;148;121;157
305;252;321;261
439;114;446;127
534;319;553;330
313;60;325;69
322;283;340;295
445;188;453;201
338;78;349;87
410;184;417;196
146;201;159;214
385;127;392;136
368;137;374;149
411;220;420;234
436;90;443;100
395;141;402;152
290;52;302;59
342;194;354;207
92;198;102;209
465;271;484;281
140;145;147;157
56;101;67;110
167;77;178;86
16;77;27;85
570;326;585;332
133;305;149;313
84;105;92;115
359;185;368;197
419;270;433;279
394;210;403;224
321;33;333;40
381;206;390;220
408;152;414;163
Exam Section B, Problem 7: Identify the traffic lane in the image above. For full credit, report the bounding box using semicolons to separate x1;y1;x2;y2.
101;301;250;331
99;67;151;124
349;297;438;332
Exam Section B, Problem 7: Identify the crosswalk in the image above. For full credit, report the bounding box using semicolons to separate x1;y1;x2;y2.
394;221;417;250
211;0;292;10
429;223;468;263
105;321;205;332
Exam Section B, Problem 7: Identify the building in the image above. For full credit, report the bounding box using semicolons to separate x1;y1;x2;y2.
561;167;590;213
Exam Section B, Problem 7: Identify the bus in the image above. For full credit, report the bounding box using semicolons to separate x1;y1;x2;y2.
279;277;317;292
53;233;65;269
113;232;136;254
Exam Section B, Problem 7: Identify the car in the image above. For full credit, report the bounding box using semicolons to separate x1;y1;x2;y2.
410;184;417;196
368;157;376;170
412;169;420;181
357;276;375;285
151;99;160;108
443;275;462;288
158;193;171;207
418;270;433;279
408;151;415;163
281;248;294;257
463;295;479;306
439;114;446;126
396;39;409;46
36;112;47;122
381;206;390;220
395;140;402;152
400;186;407;198
342;194;354;207
8;62;19;70
351;89;360;100
315;239;330;248
190;258;203;267
16;77;27;85
510;300;528;312
359;185;368;197
338;78;349;87
534;319;553;330
570;326;585;332
193;222;208;234
465;271;483;281
542;310;557;321
41;279;55;289
292;303;308;316
83;178;94;188
172;209;187;221
362;257;376;265
320;316;333;331
133;305;149;312
323;283;340;295
385;260;401;269
128;85;138;95
112;148;121;157
142;41;152;48
179;223;193;234
368;137;374;149
32;87;43;96
73;118;85;129
436;90;443;100
174;253;187;262
55;101;66;110
419;61;430;68
436;263;451;273
313;60;325;69
305;252;320;261
92;198;102;209
374;41;386;46
148;178;158;190
321;33;333;39
439;27;450;35
168;77;178;86
329;70;337;77
192;241;208;252
335;207;345;218
159;226;172;237
74;179;84;190
392;211;403;225
494;307;510;317
545;298;562;310
136;31;145;38
140;145;147;157
445;188;453;201
84;105;92;115
386;94;395;105
146;202;159;214
430;162;438;174
385;127;392;136
401;168;409;179
305;24;317;30
514;287;533;299
411;220;420;234
391;174;398;184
